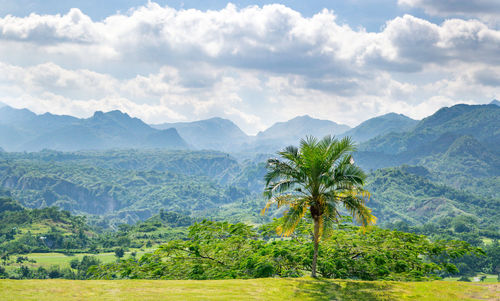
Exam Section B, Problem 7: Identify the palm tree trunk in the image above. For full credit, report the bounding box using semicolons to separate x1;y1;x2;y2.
311;218;320;278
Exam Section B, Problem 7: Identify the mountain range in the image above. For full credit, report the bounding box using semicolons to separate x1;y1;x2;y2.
1;101;499;166
0;104;423;153
357;103;500;167
250;115;350;152
0;108;188;152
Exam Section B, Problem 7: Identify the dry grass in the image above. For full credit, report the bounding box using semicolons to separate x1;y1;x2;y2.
0;278;498;301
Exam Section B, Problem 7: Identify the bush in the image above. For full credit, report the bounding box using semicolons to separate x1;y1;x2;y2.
115;248;125;258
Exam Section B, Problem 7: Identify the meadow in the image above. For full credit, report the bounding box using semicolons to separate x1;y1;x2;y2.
0;278;498;301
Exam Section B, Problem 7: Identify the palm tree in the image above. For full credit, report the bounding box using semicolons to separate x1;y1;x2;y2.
262;135;376;277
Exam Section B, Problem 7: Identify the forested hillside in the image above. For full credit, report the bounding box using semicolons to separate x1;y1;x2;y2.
0;150;268;226
366;166;499;229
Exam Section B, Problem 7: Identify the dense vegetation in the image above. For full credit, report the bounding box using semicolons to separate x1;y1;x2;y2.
0;197;91;254
0;196;193;255
366;166;500;229
88;220;481;281
0;199;494;281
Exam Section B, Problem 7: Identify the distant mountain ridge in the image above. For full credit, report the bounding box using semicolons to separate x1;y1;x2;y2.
249;115;350;152
361;104;500;156
0;105;417;153
152;117;249;151
341;113;418;143
1;101;498;154
0;107;188;151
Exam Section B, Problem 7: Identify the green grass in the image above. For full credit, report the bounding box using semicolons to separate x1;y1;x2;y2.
443;274;498;283
482;275;498;283
482;238;493;245
18;252;117;268
0;278;498;301
10;250;151;269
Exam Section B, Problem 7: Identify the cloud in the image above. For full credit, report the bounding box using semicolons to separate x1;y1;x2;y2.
474;68;500;86
0;3;499;133
363;15;500;71
398;0;500;25
2;4;500;74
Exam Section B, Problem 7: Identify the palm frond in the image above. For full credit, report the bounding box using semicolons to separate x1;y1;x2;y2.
339;191;376;227
277;199;308;236
261;194;299;215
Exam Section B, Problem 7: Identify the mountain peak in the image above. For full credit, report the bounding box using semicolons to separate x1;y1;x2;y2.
379;112;415;120
343;112;418;143
289;115;332;123
294;114;313;120
151;117;248;151
93;111;104;118
490;99;500;106
92;110;131;119
256;115;351;149
107;110;130;117
0;106;37;124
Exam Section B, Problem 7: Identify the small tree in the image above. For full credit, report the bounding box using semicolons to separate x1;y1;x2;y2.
263;136;376;277
115;247;125;258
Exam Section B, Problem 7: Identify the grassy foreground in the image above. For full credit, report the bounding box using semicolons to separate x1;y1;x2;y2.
0;278;498;301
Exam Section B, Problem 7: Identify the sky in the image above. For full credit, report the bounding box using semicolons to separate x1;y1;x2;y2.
0;1;499;134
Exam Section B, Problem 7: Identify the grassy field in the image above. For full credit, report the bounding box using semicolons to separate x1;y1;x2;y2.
0;278;498;301
444;274;498;283
9;249;155;268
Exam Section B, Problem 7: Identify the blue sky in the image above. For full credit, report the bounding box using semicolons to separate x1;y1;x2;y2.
0;1;444;32
0;0;499;134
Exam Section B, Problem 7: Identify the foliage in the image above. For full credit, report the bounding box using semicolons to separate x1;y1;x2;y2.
88;220;479;281
316;225;482;280
0;199;91;254
0;197;192;255
388;218;500;277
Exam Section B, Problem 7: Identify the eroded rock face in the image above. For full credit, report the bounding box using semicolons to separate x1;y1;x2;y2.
2;174;120;215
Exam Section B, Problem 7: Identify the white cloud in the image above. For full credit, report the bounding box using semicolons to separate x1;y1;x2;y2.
398;0;500;25
0;3;499;134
